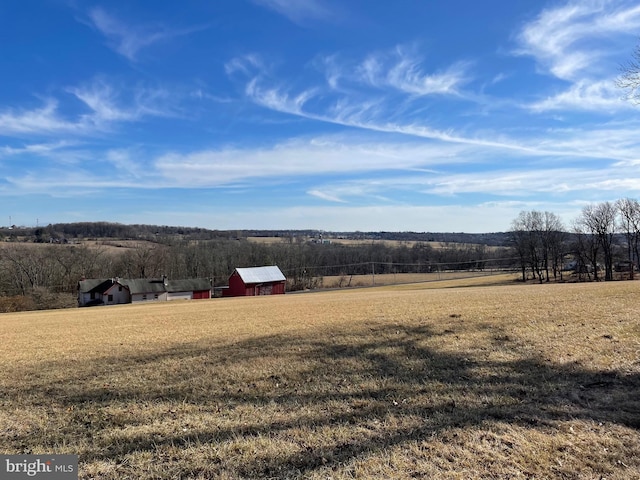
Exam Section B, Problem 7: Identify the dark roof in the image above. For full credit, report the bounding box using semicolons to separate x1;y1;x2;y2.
167;278;211;292
79;277;211;295
78;279;114;294
119;278;167;295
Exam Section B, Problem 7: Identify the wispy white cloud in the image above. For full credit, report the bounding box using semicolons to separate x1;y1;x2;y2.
0;137;460;195
0;141;75;158
83;7;205;61
230;39;640;163
69;79;176;122
516;0;640;80
420;168;592;196
252;0;332;24
307;189;348;203
42;130;634;199
317;54;342;90
0;79;176;138
4;170;147;194
3;147;174;194
224;54;266;76
105;148;147;178
357;47;471;96
231;52;551;152
242;78;573;155
69;82;137;122
0;100;85;136
154;137;468;187
527;79;628;112
314;47;471;96
306;177;419;204
245;79;319;117
299;161;640;210
533;123;640;162
190;89;235;103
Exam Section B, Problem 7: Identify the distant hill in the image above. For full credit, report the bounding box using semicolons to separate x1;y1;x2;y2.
0;222;513;246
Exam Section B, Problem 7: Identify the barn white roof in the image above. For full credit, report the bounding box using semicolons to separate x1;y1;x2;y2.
235;266;286;284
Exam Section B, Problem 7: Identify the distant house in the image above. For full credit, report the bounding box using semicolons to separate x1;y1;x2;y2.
614;261;635;272
78;276;211;307
224;266;286;297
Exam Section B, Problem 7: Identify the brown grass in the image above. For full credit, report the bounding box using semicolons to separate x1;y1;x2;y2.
0;239;159;254
319;271;516;288
246;236;507;251
1;281;639;479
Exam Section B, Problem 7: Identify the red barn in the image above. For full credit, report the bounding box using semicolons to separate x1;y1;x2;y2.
224;266;286;297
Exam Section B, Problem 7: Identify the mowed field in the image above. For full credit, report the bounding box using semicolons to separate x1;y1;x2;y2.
1;280;639;479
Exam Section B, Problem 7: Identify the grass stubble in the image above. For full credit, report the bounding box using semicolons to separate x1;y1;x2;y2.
1;277;639;479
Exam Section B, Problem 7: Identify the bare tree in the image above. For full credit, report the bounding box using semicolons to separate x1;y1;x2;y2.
578;202;617;281
618;41;640;103
510;211;546;282
0;245;45;294
616;197;640;279
117;244;169;278
542;212;566;281
511;212;533;282
571;220;598;281
511;210;566;283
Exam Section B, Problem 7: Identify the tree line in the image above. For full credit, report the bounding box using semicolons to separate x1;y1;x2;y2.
511;198;640;283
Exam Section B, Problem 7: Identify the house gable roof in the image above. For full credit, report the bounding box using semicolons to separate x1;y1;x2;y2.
234;266;286;284
104;282;129;295
118;278;167;295
78;279;114;294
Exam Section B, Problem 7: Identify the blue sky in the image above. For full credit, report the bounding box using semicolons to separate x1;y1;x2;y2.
2;0;640;232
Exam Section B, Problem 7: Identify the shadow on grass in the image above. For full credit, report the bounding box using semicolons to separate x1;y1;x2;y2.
4;321;640;477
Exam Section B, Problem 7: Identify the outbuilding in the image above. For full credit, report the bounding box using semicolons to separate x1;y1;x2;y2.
224;266;286;297
166;278;212;300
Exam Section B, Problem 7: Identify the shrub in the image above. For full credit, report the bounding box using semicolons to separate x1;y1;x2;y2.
0;295;35;313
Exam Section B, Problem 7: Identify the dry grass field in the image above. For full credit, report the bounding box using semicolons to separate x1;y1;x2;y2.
318;271;514;288
247;236;507;252
1;280;639;479
0;239;159;254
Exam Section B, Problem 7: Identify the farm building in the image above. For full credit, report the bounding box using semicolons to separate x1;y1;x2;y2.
78;276;211;307
224;266;286;297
